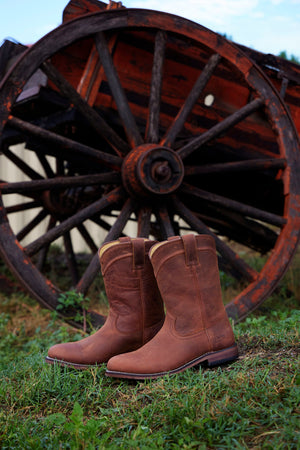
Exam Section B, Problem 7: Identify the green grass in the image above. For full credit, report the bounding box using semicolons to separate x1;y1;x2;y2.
0;255;299;449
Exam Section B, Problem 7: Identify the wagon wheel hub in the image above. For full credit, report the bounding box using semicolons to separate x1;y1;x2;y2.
42;186;100;219
122;144;184;196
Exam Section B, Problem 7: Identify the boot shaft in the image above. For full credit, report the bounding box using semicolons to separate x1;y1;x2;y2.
99;237;164;337
149;234;231;338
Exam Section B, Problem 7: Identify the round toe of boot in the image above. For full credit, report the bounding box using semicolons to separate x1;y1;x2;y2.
45;343;90;370
106;354;138;379
106;352;158;380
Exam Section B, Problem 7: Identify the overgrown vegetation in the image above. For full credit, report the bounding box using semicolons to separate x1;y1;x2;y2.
0;252;299;449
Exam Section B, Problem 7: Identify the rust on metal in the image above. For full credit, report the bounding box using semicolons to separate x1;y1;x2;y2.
122;144;184;196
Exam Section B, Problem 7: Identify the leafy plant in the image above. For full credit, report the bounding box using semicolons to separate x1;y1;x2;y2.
56;290;91;324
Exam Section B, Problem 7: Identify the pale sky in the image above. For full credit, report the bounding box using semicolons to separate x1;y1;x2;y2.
0;0;299;58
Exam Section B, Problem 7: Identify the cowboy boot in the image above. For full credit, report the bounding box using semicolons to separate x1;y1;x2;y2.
106;234;238;379
46;237;165;369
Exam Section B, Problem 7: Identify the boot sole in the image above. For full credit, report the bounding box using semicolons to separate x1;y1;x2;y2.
45;356;97;370
105;344;239;380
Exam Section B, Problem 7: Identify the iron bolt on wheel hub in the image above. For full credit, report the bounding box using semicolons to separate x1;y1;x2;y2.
122;144;184;196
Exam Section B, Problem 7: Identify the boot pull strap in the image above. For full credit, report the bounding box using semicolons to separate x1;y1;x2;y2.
132;239;145;268
119;237;131;243
119;237;145;267
182;234;199;266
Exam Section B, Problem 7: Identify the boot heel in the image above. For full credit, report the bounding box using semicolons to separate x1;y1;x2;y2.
206;345;238;367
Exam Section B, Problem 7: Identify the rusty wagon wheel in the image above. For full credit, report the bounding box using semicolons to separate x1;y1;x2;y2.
0;9;299;327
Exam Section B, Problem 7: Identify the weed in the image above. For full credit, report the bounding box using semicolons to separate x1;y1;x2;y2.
56;290;91;325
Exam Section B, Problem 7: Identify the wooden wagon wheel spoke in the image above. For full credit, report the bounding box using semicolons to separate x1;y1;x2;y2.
193;204;278;254
172;195;257;282
137;206;152;238
56;157;65;176
0;172;121;194
25;186;124;257
2;109;78;147
36;215;56;271
161;53;221;148
75;253;99;297
63;231;80;285
36;153;55;179
103;197;135;243
5;200;42;214
95;32;144;149
90;216;120;233
77;223;98;254
184;158;287;176
16;209;48;242
180;183;286;227
178;97;264;160
2;147;44;181
77;43;104;104
7;116;123;170
156;206;175;239
76;197;135;295
145;30;167;144
41;61;129;157
76;35;119;106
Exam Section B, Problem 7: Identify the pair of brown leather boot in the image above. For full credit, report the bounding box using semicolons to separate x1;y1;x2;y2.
46;234;238;379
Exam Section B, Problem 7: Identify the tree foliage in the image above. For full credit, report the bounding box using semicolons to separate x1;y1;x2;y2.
278;50;300;64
